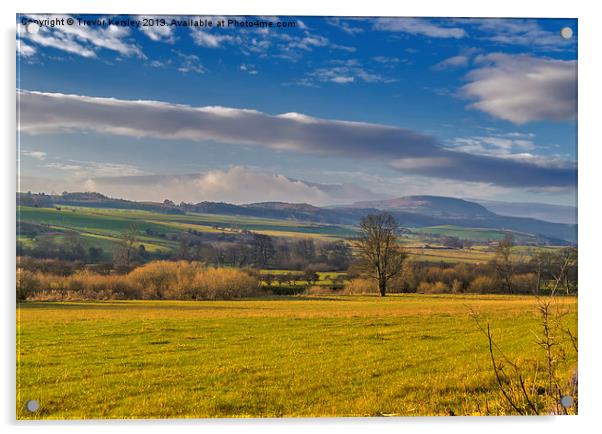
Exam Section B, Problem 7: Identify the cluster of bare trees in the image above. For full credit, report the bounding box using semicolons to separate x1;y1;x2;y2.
354;214;577;297
172;233;351;271
21;211;577;298
493;234;577;295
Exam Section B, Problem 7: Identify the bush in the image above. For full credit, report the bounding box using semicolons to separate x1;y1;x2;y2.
416;281;448;294
304;285;335;296
18;261;261;301
269;285;306;296
17;257;83;275
16;269;40;301
512;273;538;294
343;278;377;295
189;267;260;299
416;281;431;294
468;275;500;293
428;281;450;294
451;279;464;294
128;261;202;299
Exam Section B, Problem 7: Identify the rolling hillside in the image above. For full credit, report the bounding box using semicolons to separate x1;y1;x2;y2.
17;192;577;244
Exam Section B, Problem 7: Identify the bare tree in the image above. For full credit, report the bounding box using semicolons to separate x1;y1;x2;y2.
251;234;276;267
113;224;138;268
494;234;515;294
354;213;407;297
550;247;578;295
530;250;553;294
293;239;316;264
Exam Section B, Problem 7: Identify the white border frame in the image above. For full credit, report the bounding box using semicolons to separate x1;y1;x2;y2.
3;1;600;433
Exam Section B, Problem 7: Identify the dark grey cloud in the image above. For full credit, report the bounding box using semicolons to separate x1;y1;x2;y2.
18;89;434;159
391;149;576;188
18;89;575;188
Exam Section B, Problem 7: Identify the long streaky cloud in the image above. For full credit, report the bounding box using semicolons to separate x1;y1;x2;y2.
18;89;433;159
18;89;575;188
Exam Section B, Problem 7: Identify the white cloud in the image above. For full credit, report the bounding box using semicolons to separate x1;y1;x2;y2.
373;18;466;38
44;160;147;178
18;22;96;58
372;56;400;64
190;29;238;48
25;166;379;205
17;40;36;57
326;18;364;35
191;167;330;204
138;17;175;43
447;135;575;171
21;150;47;160
450;135;536;156
433;55;469;70
173;50;205;74
18;15;144;58
304;59;396;85
239;64;258;75
187;20;353;62
471;19;575;51
462;53;577;124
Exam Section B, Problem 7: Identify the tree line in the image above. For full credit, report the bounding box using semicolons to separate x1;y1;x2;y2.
352;213;577;296
17;213;577;297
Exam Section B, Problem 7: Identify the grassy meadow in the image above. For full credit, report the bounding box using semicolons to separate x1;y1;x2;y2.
17;294;577;419
18;205;556;265
17;205;356;253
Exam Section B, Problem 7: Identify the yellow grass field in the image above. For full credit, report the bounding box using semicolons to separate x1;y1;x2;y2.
17;295;577;419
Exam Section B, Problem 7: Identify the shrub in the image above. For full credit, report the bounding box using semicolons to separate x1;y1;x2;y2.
189;267;260;299
427;281;450;294
269;285;306;296
18;260;260;301
16;269;40;301
77;272;140;300
468;275;500;293
451;279;464;294
127;261;202;299
416;281;432;294
343;278;377;295
304;285;334;296
512;273;538;294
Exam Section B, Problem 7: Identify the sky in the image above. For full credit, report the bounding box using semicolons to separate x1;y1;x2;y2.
16;15;578;207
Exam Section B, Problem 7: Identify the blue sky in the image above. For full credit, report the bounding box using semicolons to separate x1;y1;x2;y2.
17;15;577;206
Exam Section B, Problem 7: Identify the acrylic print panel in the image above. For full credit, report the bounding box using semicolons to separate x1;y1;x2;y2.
16;15;578;419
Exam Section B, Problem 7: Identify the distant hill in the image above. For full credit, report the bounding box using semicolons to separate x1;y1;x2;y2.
350;195;492;218
344;195;576;243
474;199;577;225
17;192;577;244
18;191;184;215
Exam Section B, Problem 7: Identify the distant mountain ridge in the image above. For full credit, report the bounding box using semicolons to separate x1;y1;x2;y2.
473;199;577;225
17;192;577;244
350;195;493;218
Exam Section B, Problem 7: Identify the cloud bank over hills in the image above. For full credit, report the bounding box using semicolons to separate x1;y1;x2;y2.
19;89;576;189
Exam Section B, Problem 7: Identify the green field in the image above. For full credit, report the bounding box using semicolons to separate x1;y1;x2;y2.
404;247;496;264
17;206;357;256
413;225;538;243
17;295;577;419
19;206;562;267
